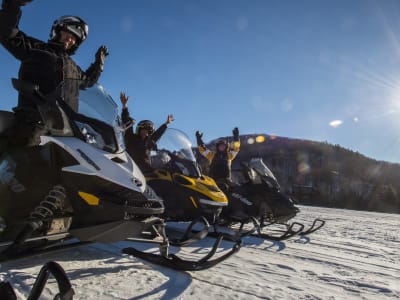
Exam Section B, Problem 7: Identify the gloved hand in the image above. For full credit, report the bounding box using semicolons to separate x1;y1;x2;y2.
120;92;129;109
95;45;109;70
165;114;174;125
233;127;239;141
196;131;205;147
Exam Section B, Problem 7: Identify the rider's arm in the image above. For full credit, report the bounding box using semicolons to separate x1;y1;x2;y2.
228;141;240;161
81;46;108;88
0;1;43;60
121;107;132;125
152;114;173;143
81;62;103;87
198;145;215;163
151;123;168;143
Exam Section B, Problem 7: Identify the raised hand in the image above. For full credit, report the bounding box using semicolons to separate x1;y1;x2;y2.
166;114;174;125
120;92;129;109
232;127;239;141
95;45;109;68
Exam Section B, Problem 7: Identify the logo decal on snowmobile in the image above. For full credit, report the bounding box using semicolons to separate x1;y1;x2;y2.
0;159;26;193
77;149;101;170
231;193;253;206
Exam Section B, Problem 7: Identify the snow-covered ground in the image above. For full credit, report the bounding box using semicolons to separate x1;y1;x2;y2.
1;206;399;300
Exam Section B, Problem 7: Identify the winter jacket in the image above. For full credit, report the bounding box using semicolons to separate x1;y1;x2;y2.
198;141;240;181
0;1;103;119
121;107;168;173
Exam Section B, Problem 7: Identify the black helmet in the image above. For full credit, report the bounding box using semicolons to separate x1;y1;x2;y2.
50;15;88;54
136;120;155;135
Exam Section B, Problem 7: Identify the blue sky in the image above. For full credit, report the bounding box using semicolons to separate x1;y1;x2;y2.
1;0;400;163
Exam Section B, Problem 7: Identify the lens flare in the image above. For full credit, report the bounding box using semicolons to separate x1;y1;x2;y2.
255;135;265;143
298;162;310;174
329;120;343;128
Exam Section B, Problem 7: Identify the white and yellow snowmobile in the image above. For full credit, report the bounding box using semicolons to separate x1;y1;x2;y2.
0;79;239;270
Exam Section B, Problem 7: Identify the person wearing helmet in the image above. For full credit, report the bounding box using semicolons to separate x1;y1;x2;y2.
0;0;108;146
120;92;174;173
196;127;240;192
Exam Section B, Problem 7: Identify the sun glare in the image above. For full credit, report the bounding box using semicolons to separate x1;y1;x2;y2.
329;120;343;128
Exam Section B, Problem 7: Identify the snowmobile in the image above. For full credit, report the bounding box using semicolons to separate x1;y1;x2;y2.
217;158;325;240
0;78;239;270
146;128;231;245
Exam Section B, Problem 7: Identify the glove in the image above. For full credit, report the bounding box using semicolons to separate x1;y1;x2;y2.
196;131;205;147
233;127;239;141
119;92;129;109
95;45;109;69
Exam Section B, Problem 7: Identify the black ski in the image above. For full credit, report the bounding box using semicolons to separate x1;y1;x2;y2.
122;235;241;271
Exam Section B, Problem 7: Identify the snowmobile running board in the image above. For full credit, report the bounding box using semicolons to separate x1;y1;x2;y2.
0;240;91;264
122;235;242;271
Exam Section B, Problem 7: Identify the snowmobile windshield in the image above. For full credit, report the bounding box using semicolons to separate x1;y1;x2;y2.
248;158;280;189
151;128;202;178
75;83;125;153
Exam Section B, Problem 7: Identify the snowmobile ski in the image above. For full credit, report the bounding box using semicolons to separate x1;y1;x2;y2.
254;221;305;240
122;234;242;271
0;261;74;300
299;218;325;235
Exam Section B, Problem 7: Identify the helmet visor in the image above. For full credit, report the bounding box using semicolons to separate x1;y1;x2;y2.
141;125;154;134
64;22;88;42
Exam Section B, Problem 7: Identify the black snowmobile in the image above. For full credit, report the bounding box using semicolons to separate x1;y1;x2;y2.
0;79;239;270
217;158;325;240
146;128;235;246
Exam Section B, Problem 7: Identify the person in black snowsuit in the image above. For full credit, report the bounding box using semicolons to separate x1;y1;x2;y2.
0;0;108;146
120;92;174;173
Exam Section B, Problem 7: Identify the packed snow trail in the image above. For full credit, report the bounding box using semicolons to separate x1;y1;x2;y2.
0;206;399;299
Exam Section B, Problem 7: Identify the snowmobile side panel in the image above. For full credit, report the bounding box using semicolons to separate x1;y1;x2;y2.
40;136;145;193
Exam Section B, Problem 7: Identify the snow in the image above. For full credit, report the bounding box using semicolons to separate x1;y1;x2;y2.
1;206;399;300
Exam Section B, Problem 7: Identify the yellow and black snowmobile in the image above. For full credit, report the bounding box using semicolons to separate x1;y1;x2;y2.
145;128;232;245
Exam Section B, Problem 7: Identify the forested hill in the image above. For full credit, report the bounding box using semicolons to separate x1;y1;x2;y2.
196;134;400;214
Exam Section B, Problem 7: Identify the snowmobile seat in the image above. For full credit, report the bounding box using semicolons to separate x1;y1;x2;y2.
0;111;16;135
